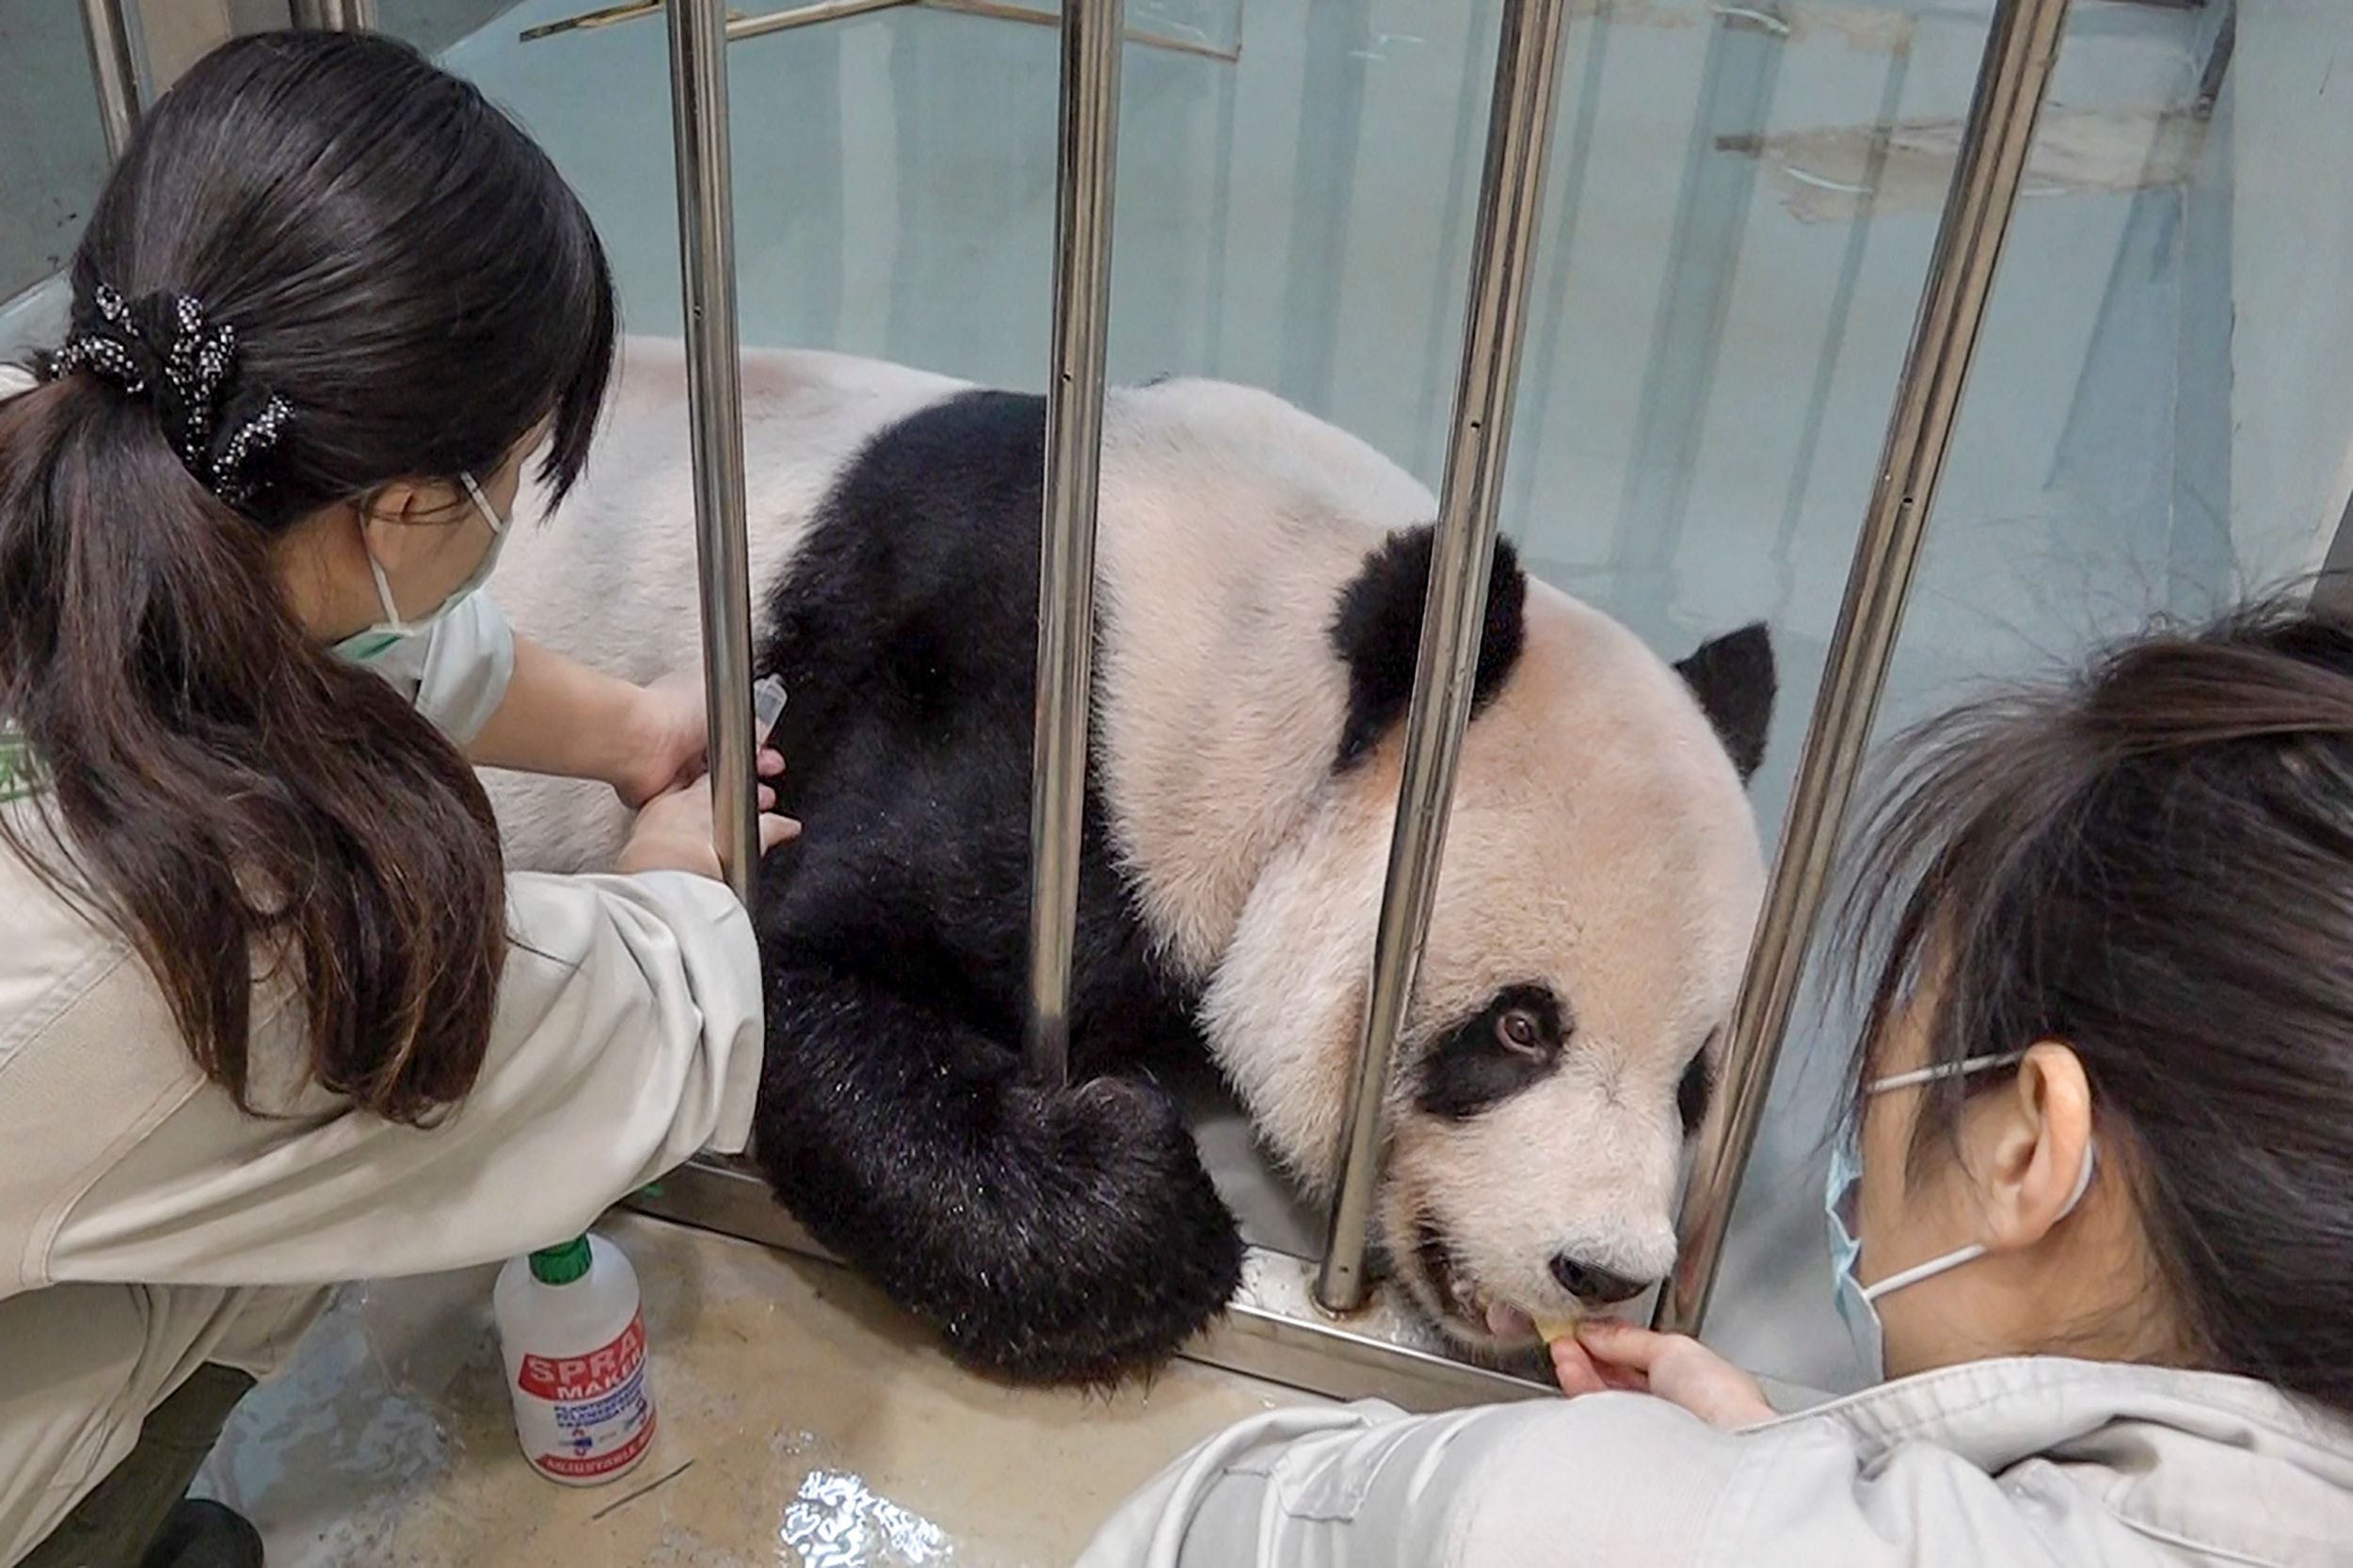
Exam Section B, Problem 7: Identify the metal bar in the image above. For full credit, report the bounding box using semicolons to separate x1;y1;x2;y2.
522;0;665;40
925;0;1237;65
730;0;914;40
1022;0;1122;1086
666;0;760;902
526;1;910;47
2317;476;2353;618
1315;0;1569;1315
521;0;1235;62
78;0;142;160
1657;0;2073;1337
290;0;377;27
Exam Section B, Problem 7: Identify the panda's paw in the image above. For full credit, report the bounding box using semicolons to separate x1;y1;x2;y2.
932;1073;1244;1388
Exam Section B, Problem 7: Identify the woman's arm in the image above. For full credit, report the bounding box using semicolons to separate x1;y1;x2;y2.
364;593;761;807
32;788;794;1288
465;634;704;806
1074;1396;1750;1568
42;870;759;1283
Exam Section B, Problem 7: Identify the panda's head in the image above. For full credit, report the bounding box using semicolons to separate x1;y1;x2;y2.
1201;528;1773;1352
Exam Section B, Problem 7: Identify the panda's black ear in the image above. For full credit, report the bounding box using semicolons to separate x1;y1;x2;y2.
1675;622;1775;784
1329;526;1527;771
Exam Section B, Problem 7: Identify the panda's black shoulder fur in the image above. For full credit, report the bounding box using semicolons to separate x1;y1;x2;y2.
751;385;1196;1056
1329;528;1529;770
741;388;1245;1387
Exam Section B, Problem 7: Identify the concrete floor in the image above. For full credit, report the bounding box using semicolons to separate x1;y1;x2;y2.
195;1212;1310;1567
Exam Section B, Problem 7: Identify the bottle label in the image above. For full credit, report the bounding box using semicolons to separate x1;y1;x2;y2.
513;1312;655;1481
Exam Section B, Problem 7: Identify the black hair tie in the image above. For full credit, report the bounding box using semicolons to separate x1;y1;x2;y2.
38;283;295;513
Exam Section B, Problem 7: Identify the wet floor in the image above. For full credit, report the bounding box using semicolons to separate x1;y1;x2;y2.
195;1212;1313;1567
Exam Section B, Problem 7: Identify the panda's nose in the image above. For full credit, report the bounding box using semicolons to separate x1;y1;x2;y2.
1550;1255;1652;1306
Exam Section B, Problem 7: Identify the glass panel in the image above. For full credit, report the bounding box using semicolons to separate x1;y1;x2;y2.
376;0;536;57
416;0;2337;1389
962;0;1242;57
1698;0;2304;1397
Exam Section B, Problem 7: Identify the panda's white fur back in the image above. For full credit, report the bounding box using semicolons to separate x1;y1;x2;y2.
491;343;1437;910
487;340;968;872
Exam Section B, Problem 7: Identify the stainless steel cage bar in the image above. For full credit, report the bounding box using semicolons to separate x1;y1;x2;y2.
78;0;141;158
2318;474;2353;617
667;0;761;902
1314;0;1570;1316
290;0;378;29
1656;0;2074;1337
1024;0;1125;1087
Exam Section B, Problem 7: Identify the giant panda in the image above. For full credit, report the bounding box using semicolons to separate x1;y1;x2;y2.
488;338;1776;1386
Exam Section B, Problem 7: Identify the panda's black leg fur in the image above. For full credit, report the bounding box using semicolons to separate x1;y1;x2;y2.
749;962;1246;1387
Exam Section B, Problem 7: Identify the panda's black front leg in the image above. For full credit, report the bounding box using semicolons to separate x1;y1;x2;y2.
747;959;1245;1387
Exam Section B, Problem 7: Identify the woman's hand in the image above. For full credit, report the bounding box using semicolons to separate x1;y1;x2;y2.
617;670;785;809
1550;1320;1776;1432
616;773;800;881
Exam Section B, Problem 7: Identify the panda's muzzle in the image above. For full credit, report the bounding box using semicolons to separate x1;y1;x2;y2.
1549;1255;1651;1306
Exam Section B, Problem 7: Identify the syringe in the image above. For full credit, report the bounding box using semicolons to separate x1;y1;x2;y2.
753;674;789;746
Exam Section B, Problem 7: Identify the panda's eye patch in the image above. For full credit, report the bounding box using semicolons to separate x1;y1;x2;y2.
1416;984;1568;1121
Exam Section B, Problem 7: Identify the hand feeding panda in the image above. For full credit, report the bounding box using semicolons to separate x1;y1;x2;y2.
486;338;1775;1386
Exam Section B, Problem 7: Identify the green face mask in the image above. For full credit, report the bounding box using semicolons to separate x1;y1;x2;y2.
332;472;510;664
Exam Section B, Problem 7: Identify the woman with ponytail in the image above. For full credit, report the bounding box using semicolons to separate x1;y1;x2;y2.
0;32;791;1568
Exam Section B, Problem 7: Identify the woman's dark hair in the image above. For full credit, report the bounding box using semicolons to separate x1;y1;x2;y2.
0;32;616;1122
1835;598;2353;1415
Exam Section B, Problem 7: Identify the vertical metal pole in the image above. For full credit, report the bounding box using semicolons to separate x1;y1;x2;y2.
1316;0;1569;1315
79;0;142;160
666;0;760;903
2315;485;2353;619
290;0;378;27
1024;0;1123;1086
1657;0;2073;1337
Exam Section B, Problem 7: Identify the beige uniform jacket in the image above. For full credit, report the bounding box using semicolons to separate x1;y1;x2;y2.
1077;1355;2353;1568
0;789;761;1561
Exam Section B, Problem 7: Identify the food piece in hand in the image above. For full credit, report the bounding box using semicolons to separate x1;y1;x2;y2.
1531;1311;1581;1345
1486;1299;1579;1345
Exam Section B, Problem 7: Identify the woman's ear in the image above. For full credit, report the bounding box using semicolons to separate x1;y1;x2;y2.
1978;1040;2095;1254
358;479;465;573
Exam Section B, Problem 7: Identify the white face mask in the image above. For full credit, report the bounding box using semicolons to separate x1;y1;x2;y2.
1826;1050;2096;1379
333;472;509;664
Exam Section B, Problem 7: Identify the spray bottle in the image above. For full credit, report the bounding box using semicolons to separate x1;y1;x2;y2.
492;1233;656;1485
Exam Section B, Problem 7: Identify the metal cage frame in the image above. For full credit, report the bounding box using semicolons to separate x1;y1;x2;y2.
74;0;2075;1408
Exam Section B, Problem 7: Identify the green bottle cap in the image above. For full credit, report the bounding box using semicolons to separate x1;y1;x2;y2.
528;1236;593;1286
